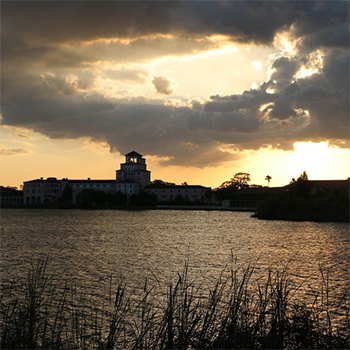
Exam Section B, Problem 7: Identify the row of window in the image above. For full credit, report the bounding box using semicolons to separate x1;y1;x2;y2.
26;183;59;188
72;184;112;188
159;195;199;199
150;189;204;193
27;189;59;194
118;171;144;176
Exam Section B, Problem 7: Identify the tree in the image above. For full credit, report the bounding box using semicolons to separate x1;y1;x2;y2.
230;172;251;189
77;189;127;207
265;175;272;187
296;170;310;198
218;172;251;190
150;179;175;186
205;189;213;204
214;172;251;201
59;185;73;203
1;186;22;194
297;170;308;182
175;194;184;205
129;190;157;206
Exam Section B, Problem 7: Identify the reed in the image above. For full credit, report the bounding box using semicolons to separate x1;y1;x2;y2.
1;258;348;349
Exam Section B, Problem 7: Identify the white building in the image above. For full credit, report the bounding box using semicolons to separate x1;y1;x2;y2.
116;151;151;194
144;184;211;203
23;151;152;204
23;177;63;204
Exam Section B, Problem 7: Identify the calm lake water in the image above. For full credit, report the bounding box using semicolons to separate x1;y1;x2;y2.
1;209;349;319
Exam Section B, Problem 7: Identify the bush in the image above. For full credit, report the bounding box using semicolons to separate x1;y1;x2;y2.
256;195;349;222
1;259;349;349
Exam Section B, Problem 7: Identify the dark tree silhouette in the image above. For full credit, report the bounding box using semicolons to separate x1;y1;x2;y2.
129;190;157;206
76;189;127;207
219;172;251;190
297;171;308;181
265;175;272;187
215;172;251;201
296;171;310;198
150;179;175;186
59;185;73;203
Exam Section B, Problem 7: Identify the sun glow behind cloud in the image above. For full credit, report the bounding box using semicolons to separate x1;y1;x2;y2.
1;1;349;188
290;142;350;181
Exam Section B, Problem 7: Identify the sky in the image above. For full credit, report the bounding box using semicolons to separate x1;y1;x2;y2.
1;0;349;189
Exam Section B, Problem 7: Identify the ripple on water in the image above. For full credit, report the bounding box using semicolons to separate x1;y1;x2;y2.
1;209;349;321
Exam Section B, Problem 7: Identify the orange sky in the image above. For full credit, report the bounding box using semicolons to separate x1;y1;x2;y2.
1;1;349;189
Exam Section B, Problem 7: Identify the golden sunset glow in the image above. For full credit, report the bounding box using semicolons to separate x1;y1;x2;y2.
1;1;349;189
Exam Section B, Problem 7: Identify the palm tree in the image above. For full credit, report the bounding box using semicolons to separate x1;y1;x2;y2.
265;175;272;187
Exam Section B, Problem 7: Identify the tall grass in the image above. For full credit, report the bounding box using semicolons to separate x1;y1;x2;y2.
1;258;349;349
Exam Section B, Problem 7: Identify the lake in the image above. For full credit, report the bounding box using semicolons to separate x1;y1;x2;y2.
1;209;349;322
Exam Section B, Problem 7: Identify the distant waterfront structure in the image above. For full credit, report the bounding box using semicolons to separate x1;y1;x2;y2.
116;151;151;194
227;179;350;208
144;183;211;204
23;151;151;204
0;186;24;205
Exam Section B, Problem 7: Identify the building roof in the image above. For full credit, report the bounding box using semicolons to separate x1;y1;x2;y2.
231;187;284;197
116;180;139;184
145;184;210;190
125;151;142;157
66;179;116;183
24;178;116;184
230;179;350;198
284;179;350;190
1;192;24;197
24;178;60;183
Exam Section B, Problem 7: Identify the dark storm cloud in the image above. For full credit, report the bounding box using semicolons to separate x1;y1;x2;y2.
3;1;348;48
1;1;349;166
1;1;177;45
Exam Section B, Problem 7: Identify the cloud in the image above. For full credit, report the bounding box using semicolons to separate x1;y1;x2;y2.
0;1;348;167
106;67;150;84
1;148;30;156
2;1;348;51
17;133;32;139
152;76;175;95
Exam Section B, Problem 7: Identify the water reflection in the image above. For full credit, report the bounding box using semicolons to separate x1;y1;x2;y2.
1;209;348;318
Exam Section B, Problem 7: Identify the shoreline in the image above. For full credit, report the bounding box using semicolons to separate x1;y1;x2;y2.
1;204;256;212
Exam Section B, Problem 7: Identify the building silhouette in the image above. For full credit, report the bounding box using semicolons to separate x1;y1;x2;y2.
116;151;151;195
23;151;151;204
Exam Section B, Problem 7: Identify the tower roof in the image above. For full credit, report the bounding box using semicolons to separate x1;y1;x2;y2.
125;151;142;157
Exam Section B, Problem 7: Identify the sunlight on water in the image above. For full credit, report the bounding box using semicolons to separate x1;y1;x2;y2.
1;209;349;323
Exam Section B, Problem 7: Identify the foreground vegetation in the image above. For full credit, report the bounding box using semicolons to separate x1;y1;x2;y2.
256;195;349;222
1;259;349;349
